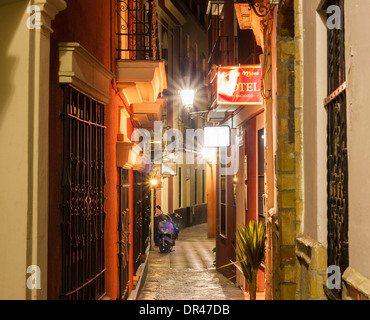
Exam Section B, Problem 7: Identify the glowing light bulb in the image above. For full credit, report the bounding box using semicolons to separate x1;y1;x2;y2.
150;179;158;187
180;89;195;109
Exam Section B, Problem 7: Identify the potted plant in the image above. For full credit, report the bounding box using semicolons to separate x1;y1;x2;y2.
219;220;266;300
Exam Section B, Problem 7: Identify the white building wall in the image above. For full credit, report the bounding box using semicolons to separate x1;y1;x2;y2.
301;0;328;245
345;0;370;280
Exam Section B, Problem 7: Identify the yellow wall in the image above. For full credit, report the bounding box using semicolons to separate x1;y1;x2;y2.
0;0;31;300
0;0;66;299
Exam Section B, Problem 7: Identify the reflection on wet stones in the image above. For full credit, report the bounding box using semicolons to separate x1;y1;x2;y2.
138;223;244;300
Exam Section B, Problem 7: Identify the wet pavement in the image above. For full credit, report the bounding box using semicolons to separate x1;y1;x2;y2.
138;223;244;300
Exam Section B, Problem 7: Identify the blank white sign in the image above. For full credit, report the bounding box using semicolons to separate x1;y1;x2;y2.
204;126;230;147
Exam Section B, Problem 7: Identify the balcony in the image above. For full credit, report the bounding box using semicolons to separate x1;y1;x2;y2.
116;0;167;171
116;59;166;105
116;0;167;125
117;0;159;60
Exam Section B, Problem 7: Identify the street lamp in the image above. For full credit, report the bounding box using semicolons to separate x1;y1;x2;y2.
179;89;208;120
150;178;158;187
180;89;196;112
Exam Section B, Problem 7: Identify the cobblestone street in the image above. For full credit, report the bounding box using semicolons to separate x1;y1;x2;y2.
138;224;244;300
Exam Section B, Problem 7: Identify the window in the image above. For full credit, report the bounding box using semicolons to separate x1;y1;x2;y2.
118;168;130;300
325;0;348;300
61;85;106;300
116;0;158;60
133;172;143;274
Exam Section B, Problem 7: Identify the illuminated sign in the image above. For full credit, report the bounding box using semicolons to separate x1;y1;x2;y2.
204;126;230;148
217;65;263;105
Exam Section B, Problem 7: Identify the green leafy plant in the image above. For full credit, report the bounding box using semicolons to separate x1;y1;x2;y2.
219;220;266;300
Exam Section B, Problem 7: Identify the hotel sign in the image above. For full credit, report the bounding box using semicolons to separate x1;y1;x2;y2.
217;65;263;105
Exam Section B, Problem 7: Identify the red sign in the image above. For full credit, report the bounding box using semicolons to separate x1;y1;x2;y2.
217;65;263;105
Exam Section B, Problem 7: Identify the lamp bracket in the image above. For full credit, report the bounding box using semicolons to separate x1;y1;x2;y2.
234;0;275;18
187;110;209;120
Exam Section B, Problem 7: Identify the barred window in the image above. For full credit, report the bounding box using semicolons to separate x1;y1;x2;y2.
61;85;106;300
325;0;349;300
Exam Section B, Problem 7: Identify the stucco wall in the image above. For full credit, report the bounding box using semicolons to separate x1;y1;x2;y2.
345;0;370;280
0;1;30;299
302;0;327;245
0;0;66;299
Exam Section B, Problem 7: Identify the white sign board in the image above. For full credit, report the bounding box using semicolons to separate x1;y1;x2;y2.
204;126;231;148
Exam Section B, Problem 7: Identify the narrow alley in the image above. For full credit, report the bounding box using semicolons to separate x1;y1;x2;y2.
138;224;244;300
3;0;370;304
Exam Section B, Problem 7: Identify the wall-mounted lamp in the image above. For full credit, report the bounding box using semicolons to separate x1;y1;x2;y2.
179;89;209;120
234;0;275;18
180;89;196;112
150;178;158;187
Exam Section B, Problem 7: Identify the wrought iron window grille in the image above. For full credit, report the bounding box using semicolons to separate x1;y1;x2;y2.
118;168;130;300
61;85;106;300
324;0;348;300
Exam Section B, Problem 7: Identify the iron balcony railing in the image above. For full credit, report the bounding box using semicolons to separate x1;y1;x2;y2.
116;0;159;60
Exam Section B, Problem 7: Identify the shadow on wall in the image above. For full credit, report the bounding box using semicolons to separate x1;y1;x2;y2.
0;1;26;127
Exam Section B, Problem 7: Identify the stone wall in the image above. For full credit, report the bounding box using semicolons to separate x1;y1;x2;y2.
275;0;301;300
